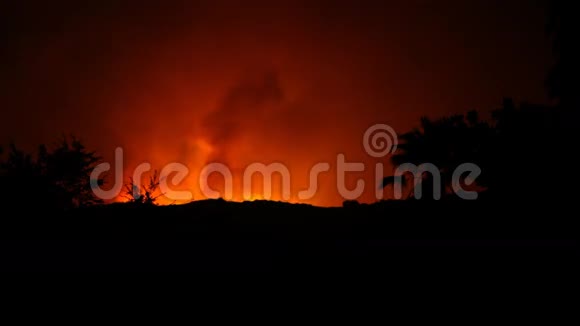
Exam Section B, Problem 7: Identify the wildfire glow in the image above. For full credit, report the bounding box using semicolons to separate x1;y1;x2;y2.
0;2;551;207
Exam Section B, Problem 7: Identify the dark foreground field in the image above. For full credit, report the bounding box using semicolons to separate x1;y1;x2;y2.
1;198;576;273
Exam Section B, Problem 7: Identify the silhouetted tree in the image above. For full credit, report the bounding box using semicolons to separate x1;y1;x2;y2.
0;136;105;211
381;97;572;202
382;110;492;200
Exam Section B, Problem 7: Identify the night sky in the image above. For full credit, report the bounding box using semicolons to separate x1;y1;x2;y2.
0;0;553;206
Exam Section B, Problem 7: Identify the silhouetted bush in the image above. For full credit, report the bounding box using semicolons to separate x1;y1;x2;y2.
123;170;162;206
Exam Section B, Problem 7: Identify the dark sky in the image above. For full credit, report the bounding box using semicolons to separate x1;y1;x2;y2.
0;0;553;205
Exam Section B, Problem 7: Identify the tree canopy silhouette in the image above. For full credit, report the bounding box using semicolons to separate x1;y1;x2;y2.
0;136;105;211
382;98;571;201
381;110;492;199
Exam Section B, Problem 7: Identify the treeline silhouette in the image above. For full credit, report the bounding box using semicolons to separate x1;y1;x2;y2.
0;137;167;211
0;99;571;211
